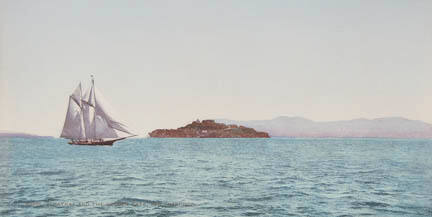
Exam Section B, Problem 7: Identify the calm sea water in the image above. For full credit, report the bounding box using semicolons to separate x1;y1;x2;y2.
0;137;431;216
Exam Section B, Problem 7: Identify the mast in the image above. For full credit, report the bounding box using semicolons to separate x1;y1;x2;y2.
81;77;96;140
79;83;86;139
92;75;96;140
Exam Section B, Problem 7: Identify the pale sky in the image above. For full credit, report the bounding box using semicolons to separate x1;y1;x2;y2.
1;0;431;137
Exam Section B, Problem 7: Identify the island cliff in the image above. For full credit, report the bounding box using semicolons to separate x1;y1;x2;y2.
149;120;270;138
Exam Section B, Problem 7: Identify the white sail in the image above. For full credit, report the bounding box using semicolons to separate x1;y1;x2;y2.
94;87;136;138
60;84;86;139
82;81;96;139
70;83;82;107
82;103;96;139
93;115;134;140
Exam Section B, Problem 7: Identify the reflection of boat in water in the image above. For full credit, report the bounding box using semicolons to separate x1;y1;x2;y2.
60;76;137;146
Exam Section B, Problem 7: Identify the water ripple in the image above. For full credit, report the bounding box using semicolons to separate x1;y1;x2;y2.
2;137;431;216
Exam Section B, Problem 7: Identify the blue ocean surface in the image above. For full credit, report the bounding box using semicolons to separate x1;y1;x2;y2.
0;137;431;216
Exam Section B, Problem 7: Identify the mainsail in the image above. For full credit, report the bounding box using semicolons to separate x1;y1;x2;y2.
60;83;86;139
61;78;136;142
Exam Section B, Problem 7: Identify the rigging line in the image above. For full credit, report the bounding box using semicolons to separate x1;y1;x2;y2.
112;126;136;136
81;99;95;107
70;96;81;107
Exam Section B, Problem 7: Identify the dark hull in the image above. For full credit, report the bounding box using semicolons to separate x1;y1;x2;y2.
68;138;125;146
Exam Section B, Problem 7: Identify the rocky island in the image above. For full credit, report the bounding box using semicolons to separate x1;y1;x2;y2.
149;120;270;138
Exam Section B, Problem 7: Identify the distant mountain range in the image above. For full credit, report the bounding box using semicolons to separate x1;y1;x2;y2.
217;117;432;138
0;131;52;139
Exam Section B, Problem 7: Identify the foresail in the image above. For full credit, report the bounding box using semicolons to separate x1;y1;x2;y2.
94;115;134;139
94;87;136;138
101;129;135;141
60;96;85;139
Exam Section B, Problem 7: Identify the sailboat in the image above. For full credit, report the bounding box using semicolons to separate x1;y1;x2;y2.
60;76;137;145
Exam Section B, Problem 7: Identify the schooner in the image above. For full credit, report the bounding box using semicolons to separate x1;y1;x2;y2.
60;76;136;145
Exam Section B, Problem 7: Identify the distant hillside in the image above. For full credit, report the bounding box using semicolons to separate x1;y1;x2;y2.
217;117;432;138
0;131;52;139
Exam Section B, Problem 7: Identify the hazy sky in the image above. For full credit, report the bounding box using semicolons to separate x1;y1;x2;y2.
1;0;431;137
